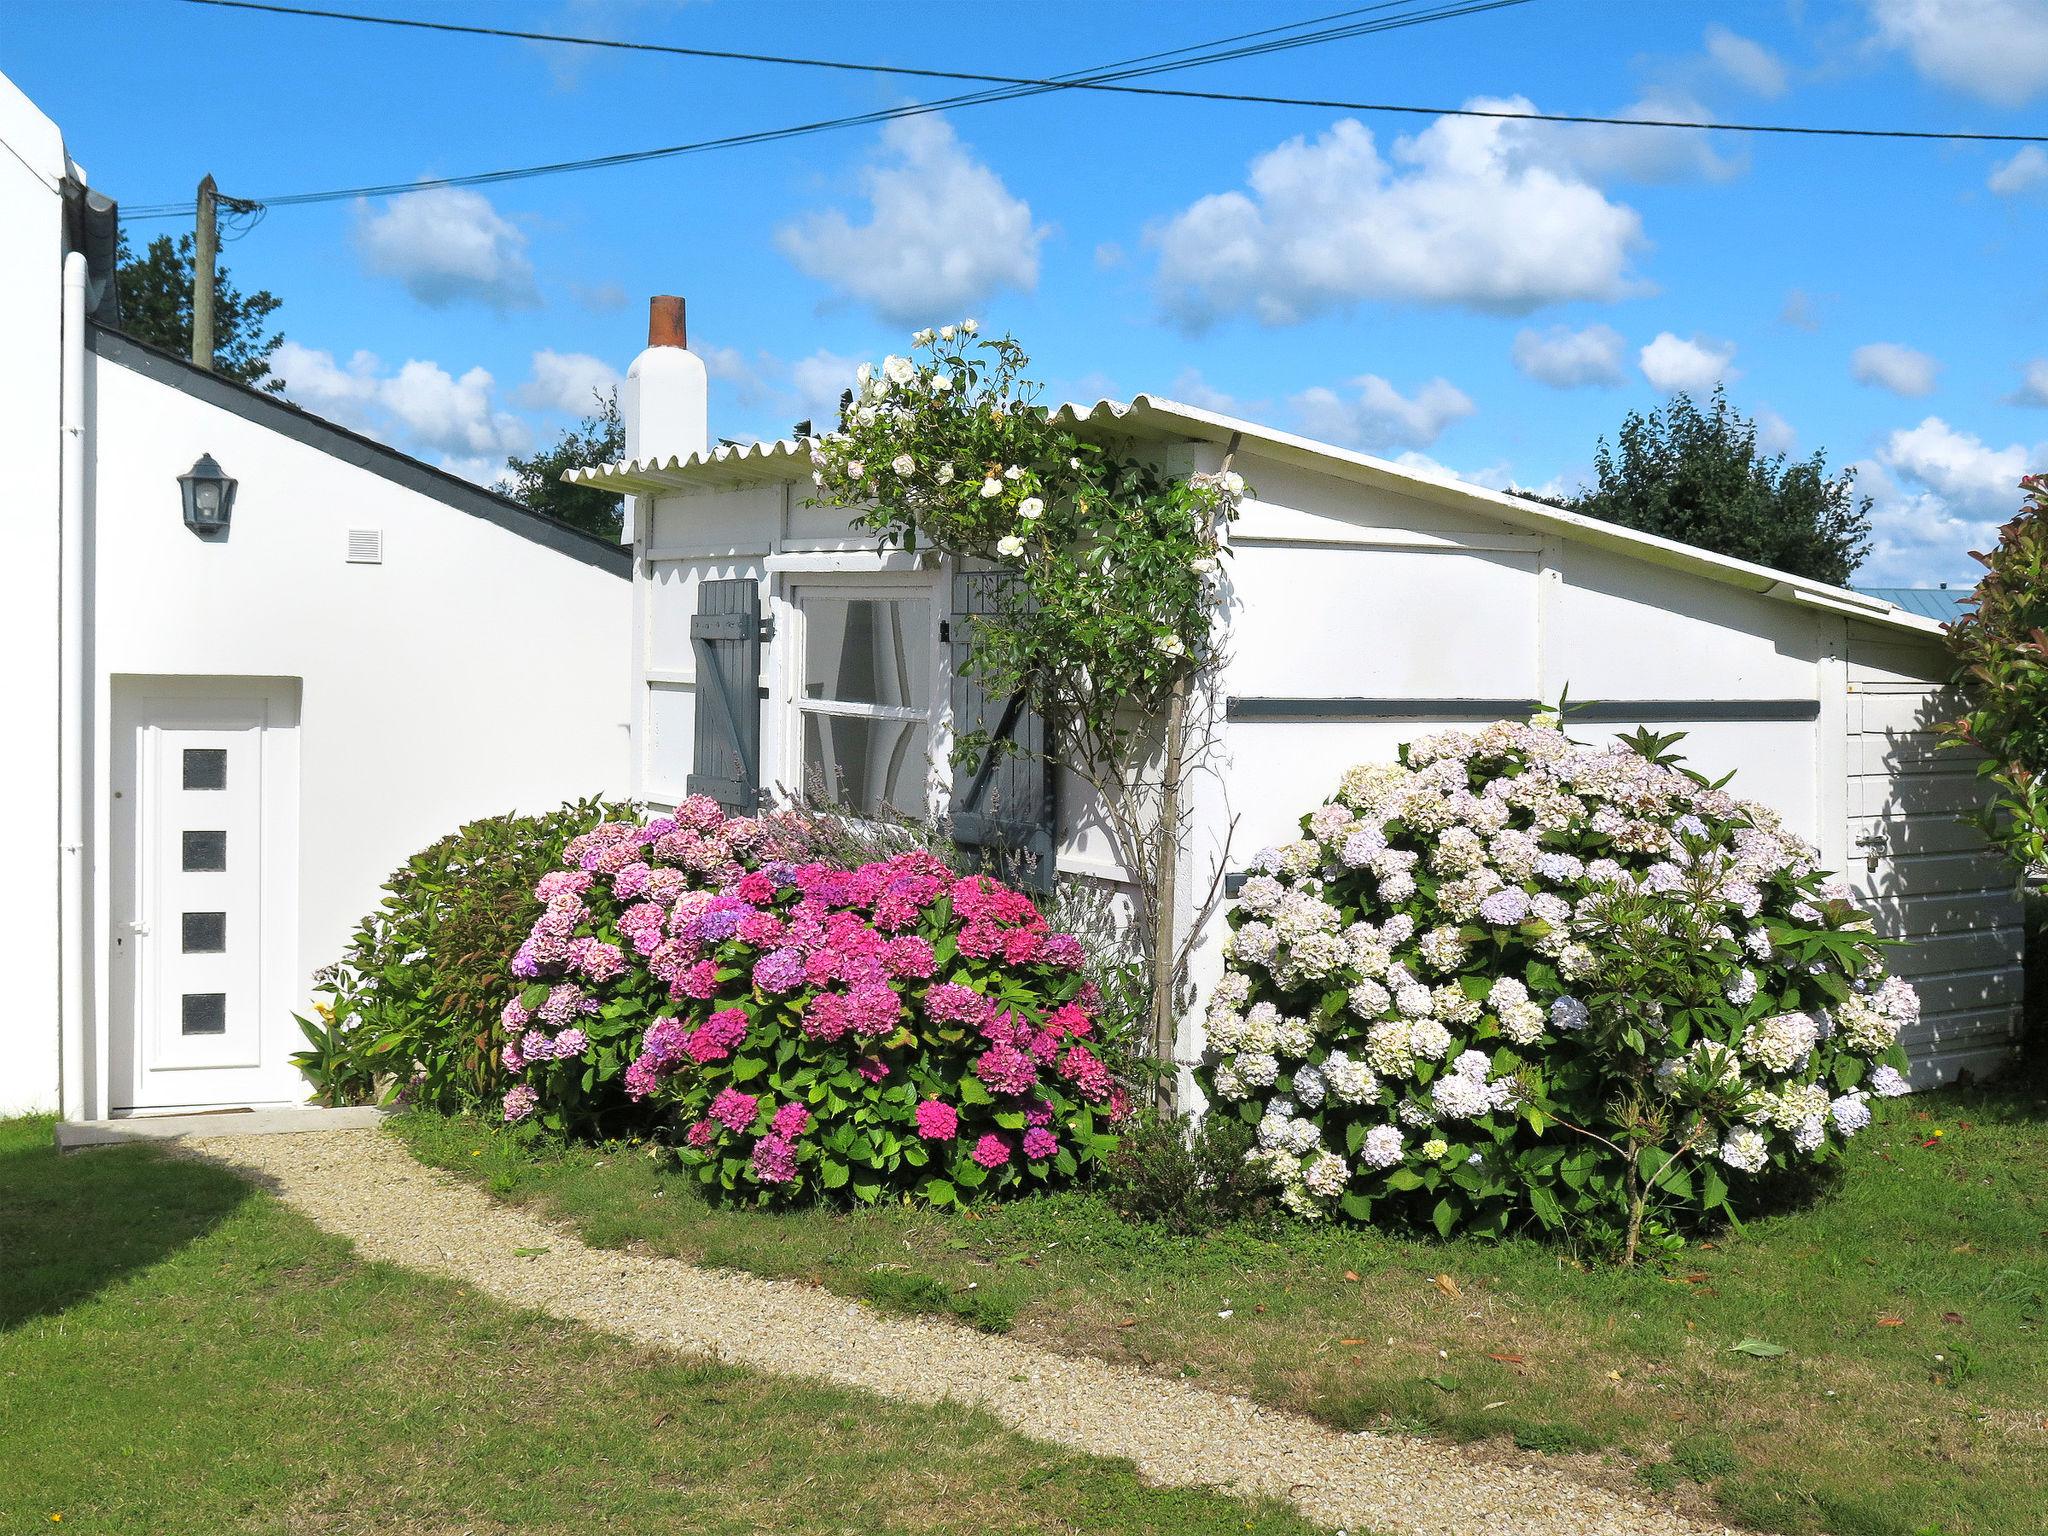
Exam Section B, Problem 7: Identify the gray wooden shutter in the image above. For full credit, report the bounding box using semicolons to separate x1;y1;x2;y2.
687;577;762;811
949;570;1055;892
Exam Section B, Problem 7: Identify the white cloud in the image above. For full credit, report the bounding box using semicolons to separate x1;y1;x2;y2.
1867;0;2048;106
1291;374;1476;452
1779;288;1824;332
1639;332;1740;393
1541;92;1744;185
1855;417;2043;583
1512;323;1626;388
1704;25;1789;96
1754;407;1798;457
1851;342;1942;397
2006;358;2048;406
515;349;622;414
1163;367;1254;417
1878;417;2035;513
776;117;1046;326
1988;145;2048;195
787;349;865;430
272;342;529;462
353;187;540;311
1149;106;1646;329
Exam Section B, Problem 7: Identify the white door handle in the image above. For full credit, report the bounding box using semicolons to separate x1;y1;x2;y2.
127;919;151;936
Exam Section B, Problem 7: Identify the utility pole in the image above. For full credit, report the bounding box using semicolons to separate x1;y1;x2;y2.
192;174;217;371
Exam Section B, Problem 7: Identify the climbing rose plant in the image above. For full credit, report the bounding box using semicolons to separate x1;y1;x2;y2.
1197;717;1918;1253
807;325;1245;1067
1942;472;2048;875
624;847;1124;1207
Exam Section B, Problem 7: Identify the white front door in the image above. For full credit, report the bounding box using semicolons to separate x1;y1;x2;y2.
111;684;302;1111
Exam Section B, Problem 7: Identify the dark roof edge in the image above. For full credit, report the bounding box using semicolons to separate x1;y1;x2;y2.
88;325;630;578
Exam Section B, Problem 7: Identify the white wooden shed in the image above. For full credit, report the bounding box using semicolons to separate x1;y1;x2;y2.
575;328;2023;1091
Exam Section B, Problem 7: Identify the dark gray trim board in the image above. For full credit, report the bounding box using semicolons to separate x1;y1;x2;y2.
89;326;629;577
1226;698;1822;723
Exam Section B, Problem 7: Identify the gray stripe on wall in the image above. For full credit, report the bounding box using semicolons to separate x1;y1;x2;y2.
1225;697;1821;723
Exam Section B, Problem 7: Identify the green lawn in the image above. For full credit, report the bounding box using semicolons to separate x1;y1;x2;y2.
396;1082;2048;1536
0;1116;1324;1536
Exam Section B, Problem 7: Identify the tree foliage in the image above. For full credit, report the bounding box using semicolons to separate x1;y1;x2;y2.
1941;474;2048;875
1564;389;1871;585
504;388;626;539
114;230;284;390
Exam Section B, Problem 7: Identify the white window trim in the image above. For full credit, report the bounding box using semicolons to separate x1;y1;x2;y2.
774;571;948;819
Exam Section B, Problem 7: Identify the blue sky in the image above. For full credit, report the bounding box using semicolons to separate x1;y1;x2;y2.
10;0;2048;584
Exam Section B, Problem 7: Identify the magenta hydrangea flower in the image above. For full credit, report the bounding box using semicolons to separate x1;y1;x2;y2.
684;1119;718;1149
1022;1126;1059;1161
751;1135;799;1184
553;1028;589;1058
973;1042;1039;1096
709;1087;760;1133
503;1084;538;1122
970;1132;1012;1169
914;1099;958;1140
770;1101;812;1139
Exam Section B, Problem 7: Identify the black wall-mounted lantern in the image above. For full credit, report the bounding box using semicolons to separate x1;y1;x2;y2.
179;453;237;537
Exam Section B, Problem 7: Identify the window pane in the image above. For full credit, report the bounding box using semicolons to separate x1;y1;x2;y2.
183;748;228;790
182;912;227;952
182;830;227;871
801;713;929;818
801;594;930;708
181;993;227;1036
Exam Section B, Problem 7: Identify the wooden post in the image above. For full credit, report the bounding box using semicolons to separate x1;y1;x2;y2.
192;174;218;371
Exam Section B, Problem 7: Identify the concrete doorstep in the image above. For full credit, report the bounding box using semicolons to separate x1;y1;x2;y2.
55;1104;391;1151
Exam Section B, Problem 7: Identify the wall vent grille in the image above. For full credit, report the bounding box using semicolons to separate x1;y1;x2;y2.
346;528;384;564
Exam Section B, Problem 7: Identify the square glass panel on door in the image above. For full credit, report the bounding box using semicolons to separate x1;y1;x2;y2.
109;682;300;1113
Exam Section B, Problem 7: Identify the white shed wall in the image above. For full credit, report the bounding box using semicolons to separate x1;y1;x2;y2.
54;348;633;1116
0;78;73;1114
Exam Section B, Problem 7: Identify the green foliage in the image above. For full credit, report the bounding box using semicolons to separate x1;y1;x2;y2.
504;387;626;539
1941;474;2048;875
1563;388;1871;585
311;796;627;1111
113;230;284;389
1101;1105;1275;1233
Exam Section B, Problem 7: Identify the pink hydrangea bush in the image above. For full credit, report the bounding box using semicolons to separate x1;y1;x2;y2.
626;849;1125;1206
498;796;817;1135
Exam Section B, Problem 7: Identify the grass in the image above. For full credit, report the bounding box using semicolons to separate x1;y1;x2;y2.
395;1081;2048;1536
0;1115;1328;1536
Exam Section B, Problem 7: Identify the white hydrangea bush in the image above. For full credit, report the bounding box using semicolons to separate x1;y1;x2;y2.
1196;716;1918;1239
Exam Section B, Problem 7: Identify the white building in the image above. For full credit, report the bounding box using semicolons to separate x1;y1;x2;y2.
3;74;631;1119
572;341;2024;1091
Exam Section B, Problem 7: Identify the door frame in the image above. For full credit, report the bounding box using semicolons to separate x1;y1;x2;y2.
105;676;303;1114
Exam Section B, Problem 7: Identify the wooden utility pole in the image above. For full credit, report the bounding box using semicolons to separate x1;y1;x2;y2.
192;174;218;371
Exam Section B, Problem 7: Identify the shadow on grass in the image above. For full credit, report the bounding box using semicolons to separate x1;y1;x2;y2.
0;1119;253;1331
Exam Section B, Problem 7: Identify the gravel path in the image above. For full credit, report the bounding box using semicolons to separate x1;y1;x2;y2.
195;1128;1749;1536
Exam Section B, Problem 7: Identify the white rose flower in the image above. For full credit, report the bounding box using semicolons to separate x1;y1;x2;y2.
884;354;915;386
1222;471;1245;495
1192;555;1219;574
891;453;916;476
912;328;935;345
996;535;1025;558
931;372;953;392
1154;634;1187;657
855;362;873;385
939;325;956;341
935;463;955;484
846;460;865;479
961;318;979;333
1017;497;1044;520
1003;464;1023;480
980;476;1003;498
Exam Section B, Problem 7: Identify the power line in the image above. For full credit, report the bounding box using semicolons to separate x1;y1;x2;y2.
130;0;1524;216
173;0;2048;147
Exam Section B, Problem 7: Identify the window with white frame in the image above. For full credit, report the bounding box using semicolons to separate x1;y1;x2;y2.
791;582;936;818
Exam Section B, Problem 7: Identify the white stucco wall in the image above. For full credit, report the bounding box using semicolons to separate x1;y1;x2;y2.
50;342;632;1116
0;77;71;1115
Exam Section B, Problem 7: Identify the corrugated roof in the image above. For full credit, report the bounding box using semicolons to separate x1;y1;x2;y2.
565;393;1943;638
1851;587;1972;624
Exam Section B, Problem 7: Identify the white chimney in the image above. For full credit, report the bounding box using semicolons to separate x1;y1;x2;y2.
620;294;707;544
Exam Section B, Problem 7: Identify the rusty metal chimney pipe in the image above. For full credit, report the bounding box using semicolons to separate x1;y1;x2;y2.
648;294;687;349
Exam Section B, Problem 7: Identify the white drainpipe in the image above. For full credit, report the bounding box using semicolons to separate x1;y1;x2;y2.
59;249;88;1121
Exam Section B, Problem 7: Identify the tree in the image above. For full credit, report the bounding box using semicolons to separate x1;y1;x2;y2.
1941;474;2048;875
503;389;626;539
1559;389;1872;585
114;230;284;390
